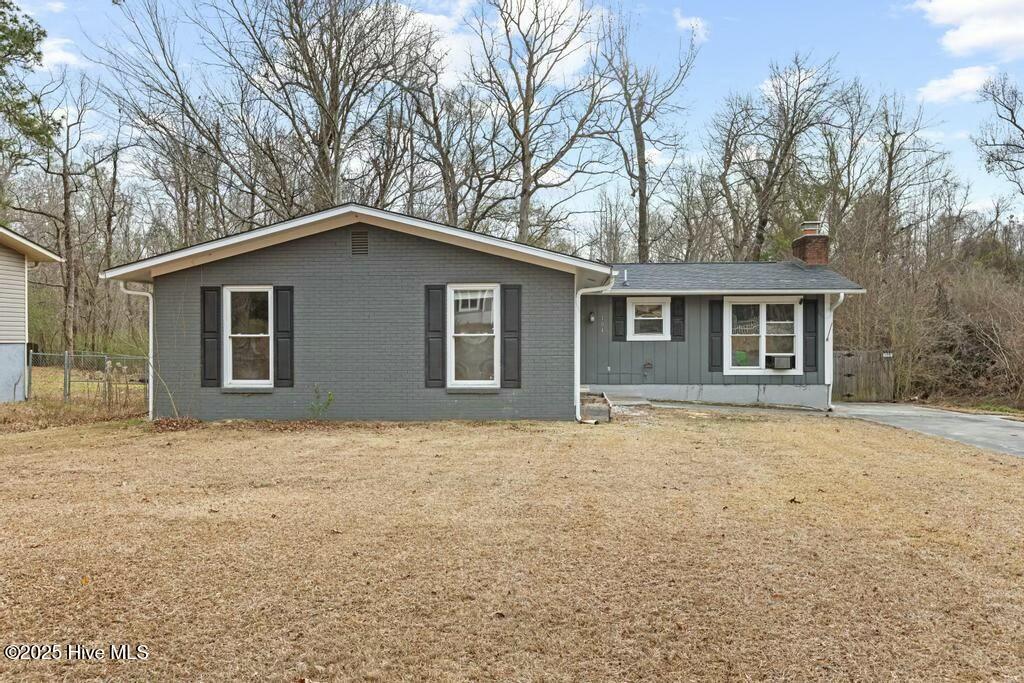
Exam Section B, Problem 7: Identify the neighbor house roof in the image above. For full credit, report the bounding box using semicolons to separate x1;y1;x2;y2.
0;225;63;263
607;261;864;294
101;203;613;285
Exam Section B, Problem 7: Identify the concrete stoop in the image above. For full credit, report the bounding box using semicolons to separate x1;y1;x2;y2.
604;393;654;420
580;393;611;423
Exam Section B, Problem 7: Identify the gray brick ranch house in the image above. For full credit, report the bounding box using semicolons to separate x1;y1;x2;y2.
101;204;863;421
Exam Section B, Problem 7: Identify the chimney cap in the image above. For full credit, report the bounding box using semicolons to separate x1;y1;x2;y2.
799;220;823;236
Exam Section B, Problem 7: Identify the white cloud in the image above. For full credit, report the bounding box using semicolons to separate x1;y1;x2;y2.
40;37;82;68
919;128;970;141
413;0;596;87
672;8;708;44
45;1;66;12
914;0;1024;60
917;65;996;103
415;0;476;88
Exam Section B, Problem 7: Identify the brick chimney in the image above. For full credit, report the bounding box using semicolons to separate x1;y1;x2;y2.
792;221;829;266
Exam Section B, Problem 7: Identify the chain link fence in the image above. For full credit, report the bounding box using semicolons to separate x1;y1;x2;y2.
28;351;148;412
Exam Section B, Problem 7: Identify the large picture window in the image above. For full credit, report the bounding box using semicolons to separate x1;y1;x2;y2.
723;297;803;375
223;286;273;387
626;297;671;341
447;284;500;387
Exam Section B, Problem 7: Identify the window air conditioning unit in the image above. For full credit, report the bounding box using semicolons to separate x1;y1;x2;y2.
766;355;793;370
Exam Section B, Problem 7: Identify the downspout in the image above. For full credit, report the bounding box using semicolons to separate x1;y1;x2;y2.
825;293;846;410
575;271;616;422
118;281;154;420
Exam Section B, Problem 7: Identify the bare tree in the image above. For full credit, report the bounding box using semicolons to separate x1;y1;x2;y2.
976;73;1024;197
597;13;696;261
407;59;516;231
662;162;728;261
707;54;840;260
469;0;609;243
99;0;435;226
590;188;632;262
7;74;126;351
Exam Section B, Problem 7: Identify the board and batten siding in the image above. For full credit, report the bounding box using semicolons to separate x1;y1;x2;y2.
152;224;575;421
0;244;26;344
580;294;826;386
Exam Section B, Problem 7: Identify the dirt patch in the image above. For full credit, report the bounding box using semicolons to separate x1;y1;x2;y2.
0;410;1021;680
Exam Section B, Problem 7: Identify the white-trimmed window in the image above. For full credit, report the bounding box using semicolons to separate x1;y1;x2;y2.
627;297;671;341
447;284;500;387
223;285;274;387
723;296;803;375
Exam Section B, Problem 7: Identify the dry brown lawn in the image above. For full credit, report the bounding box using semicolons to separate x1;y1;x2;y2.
0;409;1022;681
0;367;146;434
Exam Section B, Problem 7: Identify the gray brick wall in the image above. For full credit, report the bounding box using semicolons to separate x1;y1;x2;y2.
152;224;575;420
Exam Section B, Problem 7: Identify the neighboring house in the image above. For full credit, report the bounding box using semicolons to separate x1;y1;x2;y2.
0;226;63;402
100;204;863;421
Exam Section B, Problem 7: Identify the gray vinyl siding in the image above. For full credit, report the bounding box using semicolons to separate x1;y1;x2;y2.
152;224;575;421
580;294;825;386
0;245;25;344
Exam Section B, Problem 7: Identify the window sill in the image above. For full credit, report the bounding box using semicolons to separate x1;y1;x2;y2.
220;386;274;394
446;386;500;394
723;369;804;377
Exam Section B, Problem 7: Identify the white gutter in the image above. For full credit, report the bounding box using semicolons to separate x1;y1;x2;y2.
575;273;616;422
119;281;153;420
825;293;846;410
602;288;866;296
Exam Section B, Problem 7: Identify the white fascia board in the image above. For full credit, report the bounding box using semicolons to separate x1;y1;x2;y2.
101;204;612;282
0;226;63;263
600;288;866;295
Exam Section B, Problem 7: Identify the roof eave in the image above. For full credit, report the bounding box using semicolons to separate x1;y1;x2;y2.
0;226;63;263
603;288;867;295
101;204;611;282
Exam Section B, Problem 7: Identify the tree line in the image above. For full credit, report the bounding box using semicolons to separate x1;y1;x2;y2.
0;0;1022;406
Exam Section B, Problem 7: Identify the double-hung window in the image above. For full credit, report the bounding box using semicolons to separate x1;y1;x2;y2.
723;296;802;375
447;284;500;387
626;297;671;341
223;286;273;387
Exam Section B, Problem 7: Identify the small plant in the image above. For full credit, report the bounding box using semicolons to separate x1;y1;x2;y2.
309;384;334;420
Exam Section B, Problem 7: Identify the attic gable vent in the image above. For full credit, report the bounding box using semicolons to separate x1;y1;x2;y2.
351;230;369;256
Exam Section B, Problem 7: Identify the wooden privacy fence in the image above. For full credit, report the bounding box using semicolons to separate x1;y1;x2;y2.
833;350;896;402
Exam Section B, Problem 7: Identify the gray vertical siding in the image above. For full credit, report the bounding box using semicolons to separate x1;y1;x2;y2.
580;294;825;386
152;224;575;421
0;245;25;344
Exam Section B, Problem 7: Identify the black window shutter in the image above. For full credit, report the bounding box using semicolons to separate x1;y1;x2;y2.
803;297;818;372
501;285;521;388
708;298;723;372
274;286;294;387
200;286;221;387
671;297;686;341
425;285;445;387
612;297;626;341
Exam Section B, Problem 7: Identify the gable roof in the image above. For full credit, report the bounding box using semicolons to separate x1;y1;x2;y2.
0;225;63;263
101;203;613;285
608;261;864;294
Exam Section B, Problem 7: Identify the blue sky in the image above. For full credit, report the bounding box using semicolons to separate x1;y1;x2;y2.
17;0;1024;208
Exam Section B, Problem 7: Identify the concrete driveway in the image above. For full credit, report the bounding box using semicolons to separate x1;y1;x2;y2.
834;403;1024;457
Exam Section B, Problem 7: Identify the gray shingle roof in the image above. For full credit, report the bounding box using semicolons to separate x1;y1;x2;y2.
609;261;864;293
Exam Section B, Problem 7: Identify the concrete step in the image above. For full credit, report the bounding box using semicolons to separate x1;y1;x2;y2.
580;393;611;423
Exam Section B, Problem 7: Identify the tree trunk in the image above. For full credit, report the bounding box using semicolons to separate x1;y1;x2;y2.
518;157;532;243
752;212;770;261
634;123;650;262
